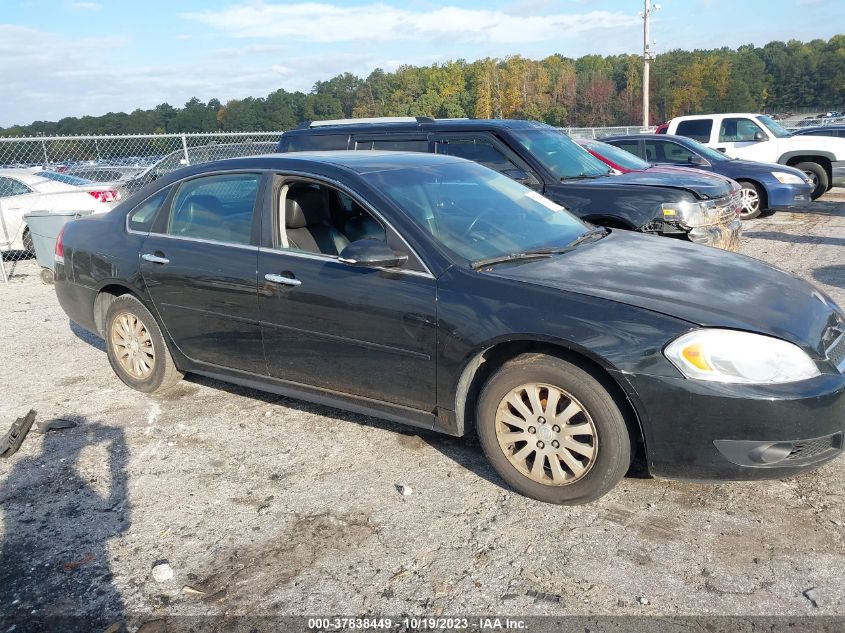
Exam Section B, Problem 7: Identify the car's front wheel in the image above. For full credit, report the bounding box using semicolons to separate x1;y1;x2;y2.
796;162;829;200
738;182;763;220
105;294;183;393
476;353;632;505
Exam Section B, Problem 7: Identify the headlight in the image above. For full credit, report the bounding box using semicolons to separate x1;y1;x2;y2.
664;329;820;384
662;201;721;228
771;171;806;185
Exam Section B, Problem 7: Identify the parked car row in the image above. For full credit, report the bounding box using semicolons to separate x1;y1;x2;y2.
655;112;845;199
52;116;845;506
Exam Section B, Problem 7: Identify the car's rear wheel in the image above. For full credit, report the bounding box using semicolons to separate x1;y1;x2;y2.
105;294;183;393
476;353;631;505
796;162;829;200
738;182;763;220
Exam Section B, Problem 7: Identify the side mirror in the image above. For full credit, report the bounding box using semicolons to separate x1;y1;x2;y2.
687;154;707;166
753;131;767;142
338;239;408;269
502;168;534;185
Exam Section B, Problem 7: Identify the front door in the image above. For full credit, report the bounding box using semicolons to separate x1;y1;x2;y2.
715;116;772;161
257;176;437;412
140;171;266;374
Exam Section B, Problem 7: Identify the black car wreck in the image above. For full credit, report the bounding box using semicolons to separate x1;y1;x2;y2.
54;152;845;505
277;117;742;251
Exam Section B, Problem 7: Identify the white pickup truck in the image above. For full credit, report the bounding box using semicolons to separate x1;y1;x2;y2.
662;113;845;199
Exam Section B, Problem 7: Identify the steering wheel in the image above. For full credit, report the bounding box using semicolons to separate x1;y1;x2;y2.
462;208;499;238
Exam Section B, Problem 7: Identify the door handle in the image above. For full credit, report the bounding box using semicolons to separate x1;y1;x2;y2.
265;273;301;287
142;253;169;265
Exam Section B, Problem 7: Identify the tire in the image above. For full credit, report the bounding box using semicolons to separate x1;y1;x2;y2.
39;267;54;284
476;353;631;505
22;228;33;254
795;162;829;200
104;294;183;393
737;181;763;220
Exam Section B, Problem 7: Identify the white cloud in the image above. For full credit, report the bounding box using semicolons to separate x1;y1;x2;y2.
182;1;639;44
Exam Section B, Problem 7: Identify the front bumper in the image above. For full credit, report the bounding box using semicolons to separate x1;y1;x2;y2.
832;160;845;187
615;370;845;480
766;181;815;209
687;218;742;252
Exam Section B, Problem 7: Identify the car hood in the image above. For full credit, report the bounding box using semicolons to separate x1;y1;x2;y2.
721;158;809;179
602;167;734;200
484;230;843;357
783;134;845;158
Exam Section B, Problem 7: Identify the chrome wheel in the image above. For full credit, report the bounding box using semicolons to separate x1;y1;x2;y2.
495;383;597;486
110;311;155;380
739;186;760;218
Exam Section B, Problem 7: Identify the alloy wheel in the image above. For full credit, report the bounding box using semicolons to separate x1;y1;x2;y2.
739;187;760;217
495;383;597;485
110;311;155;379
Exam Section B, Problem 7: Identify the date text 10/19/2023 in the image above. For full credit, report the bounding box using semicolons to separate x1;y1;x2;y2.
307;617;528;630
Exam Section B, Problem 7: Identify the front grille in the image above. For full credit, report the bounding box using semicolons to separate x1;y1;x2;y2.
827;333;845;371
713;191;742;224
784;433;843;462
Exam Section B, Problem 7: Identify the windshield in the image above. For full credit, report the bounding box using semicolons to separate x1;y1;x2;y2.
756;115;792;138
681;137;732;162
509;128;611;179
584;140;650;171
361;161;590;265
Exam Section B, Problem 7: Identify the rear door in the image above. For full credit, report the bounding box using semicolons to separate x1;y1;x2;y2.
140;171;266;373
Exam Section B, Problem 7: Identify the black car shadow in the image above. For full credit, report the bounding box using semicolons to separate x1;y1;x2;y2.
70;320;106;352
0;418;129;632
812;265;845;290
743;230;845;247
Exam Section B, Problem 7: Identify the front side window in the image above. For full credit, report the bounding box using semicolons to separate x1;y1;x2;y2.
361;161;588;265
719;118;764;143
0;177;32;198
676;119;713;142
436;136;521;174
167;173;260;245
128;188;170;233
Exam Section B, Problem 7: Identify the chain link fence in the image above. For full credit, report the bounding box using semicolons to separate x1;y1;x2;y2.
0;132;280;283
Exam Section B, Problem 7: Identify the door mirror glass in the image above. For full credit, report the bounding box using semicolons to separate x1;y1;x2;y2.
687;154;707;166
338;239;408;268
753;130;767;141
502;168;532;184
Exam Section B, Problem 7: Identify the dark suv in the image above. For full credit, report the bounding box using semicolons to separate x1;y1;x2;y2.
277;118;742;250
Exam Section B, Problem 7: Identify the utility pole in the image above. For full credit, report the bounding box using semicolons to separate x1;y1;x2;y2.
641;2;660;127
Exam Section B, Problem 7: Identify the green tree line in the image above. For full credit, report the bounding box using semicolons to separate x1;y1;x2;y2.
2;36;842;137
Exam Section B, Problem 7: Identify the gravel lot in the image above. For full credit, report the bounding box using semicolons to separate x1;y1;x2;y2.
1;191;844;631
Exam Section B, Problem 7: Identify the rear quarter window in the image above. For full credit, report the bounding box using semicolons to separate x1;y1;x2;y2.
280;134;349;152
676;119;713;142
127;188;170;233
355;138;429;152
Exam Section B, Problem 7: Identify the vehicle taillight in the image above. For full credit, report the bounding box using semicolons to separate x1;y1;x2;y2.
55;225;65;261
88;190;121;203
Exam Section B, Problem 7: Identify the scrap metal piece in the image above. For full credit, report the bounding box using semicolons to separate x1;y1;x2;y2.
0;409;37;458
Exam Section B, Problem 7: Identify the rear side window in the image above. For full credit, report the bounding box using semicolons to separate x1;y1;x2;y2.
128;188;169;233
436;137;519;172
676;119;713;142
167;173;260;245
280;134;349;152
0;177;32;198
355;138;429;152
609;140;642;158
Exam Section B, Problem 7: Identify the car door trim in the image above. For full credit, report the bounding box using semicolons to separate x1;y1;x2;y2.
258;246;432;279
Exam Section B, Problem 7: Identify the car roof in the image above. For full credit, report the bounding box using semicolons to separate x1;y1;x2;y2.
283;117;554;136
671;113;762;120
166;150;471;177
794;125;845;132
600;134;683;141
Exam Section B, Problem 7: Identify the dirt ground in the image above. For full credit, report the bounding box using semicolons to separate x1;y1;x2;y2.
1;190;844;631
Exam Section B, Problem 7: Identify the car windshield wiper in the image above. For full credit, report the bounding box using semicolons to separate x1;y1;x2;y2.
472;251;556;270
561;172;606;181
472;229;608;270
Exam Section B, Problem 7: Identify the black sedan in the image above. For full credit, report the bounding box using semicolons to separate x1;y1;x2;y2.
602;134;814;219
54;152;845;505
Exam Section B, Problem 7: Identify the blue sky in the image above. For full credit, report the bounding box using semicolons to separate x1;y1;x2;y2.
1;0;842;126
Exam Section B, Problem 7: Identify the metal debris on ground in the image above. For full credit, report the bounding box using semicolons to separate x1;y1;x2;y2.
396;484;413;496
802;587;820;608
151;562;174;583
0;409;36;458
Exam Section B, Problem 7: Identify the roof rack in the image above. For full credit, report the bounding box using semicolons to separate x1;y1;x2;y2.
308;116;435;128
